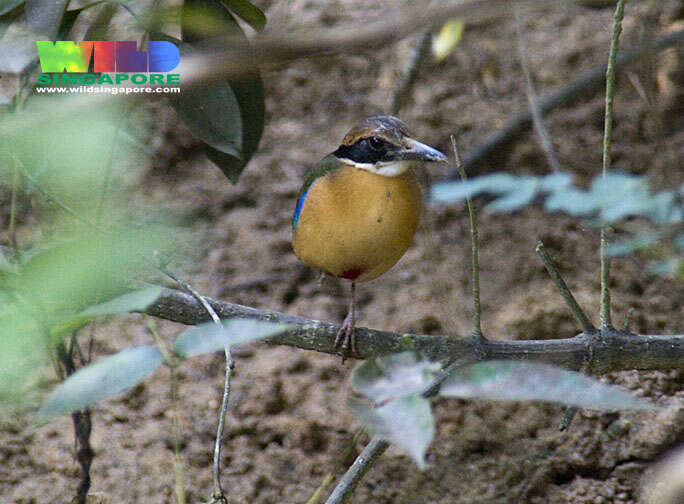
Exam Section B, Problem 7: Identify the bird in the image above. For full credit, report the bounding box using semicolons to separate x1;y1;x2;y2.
292;115;448;359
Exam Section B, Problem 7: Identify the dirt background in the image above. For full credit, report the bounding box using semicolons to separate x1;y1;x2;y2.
2;0;684;503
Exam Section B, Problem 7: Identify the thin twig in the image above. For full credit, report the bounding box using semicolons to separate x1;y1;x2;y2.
55;339;94;504
535;241;595;334
513;8;562;173
324;437;390;504
423;354;483;398
210;346;233;504
160;268;221;325
388;29;432;115
170;360;186;504
157;268;232;503
600;0;626;329
144;286;684;373
147;318;186;504
451;135;483;338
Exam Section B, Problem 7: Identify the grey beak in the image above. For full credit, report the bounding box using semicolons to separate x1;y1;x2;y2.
400;138;449;163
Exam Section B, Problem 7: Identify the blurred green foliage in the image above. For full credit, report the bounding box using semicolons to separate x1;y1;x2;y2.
0;0;266;183
0;95;176;410
39;318;289;422
349;352;653;469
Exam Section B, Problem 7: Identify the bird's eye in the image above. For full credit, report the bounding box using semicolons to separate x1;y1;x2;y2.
368;136;384;150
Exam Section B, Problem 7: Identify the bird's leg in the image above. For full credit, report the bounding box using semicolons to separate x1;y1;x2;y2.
334;281;357;361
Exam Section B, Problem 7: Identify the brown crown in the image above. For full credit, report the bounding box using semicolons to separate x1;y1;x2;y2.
340;116;413;147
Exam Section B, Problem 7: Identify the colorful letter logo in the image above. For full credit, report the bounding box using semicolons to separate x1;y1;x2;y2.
36;41;180;73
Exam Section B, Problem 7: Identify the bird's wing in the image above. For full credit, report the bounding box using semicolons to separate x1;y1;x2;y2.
293;154;343;229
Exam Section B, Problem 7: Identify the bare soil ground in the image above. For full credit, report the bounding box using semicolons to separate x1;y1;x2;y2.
2;1;684;503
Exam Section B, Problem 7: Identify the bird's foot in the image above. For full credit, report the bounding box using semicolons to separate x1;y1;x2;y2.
334;311;357;362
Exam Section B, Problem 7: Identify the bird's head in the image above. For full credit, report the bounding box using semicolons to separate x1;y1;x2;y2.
332;115;448;176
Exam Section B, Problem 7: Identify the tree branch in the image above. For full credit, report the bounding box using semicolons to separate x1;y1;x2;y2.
144;287;684;373
324;437;389;504
452;27;684;176
388;29;432;116
599;0;626;329
178;0;524;86
451;136;484;338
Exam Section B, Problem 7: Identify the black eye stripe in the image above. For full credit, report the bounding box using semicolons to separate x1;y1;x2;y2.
333;137;397;164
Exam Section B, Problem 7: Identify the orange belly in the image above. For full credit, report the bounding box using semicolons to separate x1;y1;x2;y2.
292;165;422;282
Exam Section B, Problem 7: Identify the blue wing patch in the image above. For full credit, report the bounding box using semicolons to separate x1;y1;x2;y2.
293;185;311;229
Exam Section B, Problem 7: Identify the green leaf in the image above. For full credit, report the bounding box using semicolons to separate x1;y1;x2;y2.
173;318;289;357
544;187;599;215
78;286;163;317
674;233;684;251
349;395;434;470
350;352;440;403
221;0;266;32
0;22;36;73
646;190;681;224
646;258;682;276
151;32;241;157
204;145;245;183
430;174;518;204
160;2;265;184
539;172;573;191
486;177;538;212
0;6;22;42
38;345;164;422
440;360;653;410
0;310;44;406
209;69;264;184
83;3;116;41
4;228;169;329
605;232;660;257
0;0;24;16
589;173;650;222
172;76;243;157
25;0;68;38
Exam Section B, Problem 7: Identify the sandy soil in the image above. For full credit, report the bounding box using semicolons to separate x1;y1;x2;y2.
2;1;684;503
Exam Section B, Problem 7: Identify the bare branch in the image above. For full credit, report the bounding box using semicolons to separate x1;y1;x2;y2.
388;30;432;115
158;268;232;503
451;136;484;338
179;0;530;86
599;0;626;329
451;28;684;176
325;437;389;504
143;287;684;373
514;9;563;173
536;241;595;334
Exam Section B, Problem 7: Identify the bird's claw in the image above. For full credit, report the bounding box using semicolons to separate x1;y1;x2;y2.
334;314;357;362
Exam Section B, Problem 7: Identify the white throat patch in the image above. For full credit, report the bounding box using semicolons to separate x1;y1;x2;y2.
340;159;414;177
